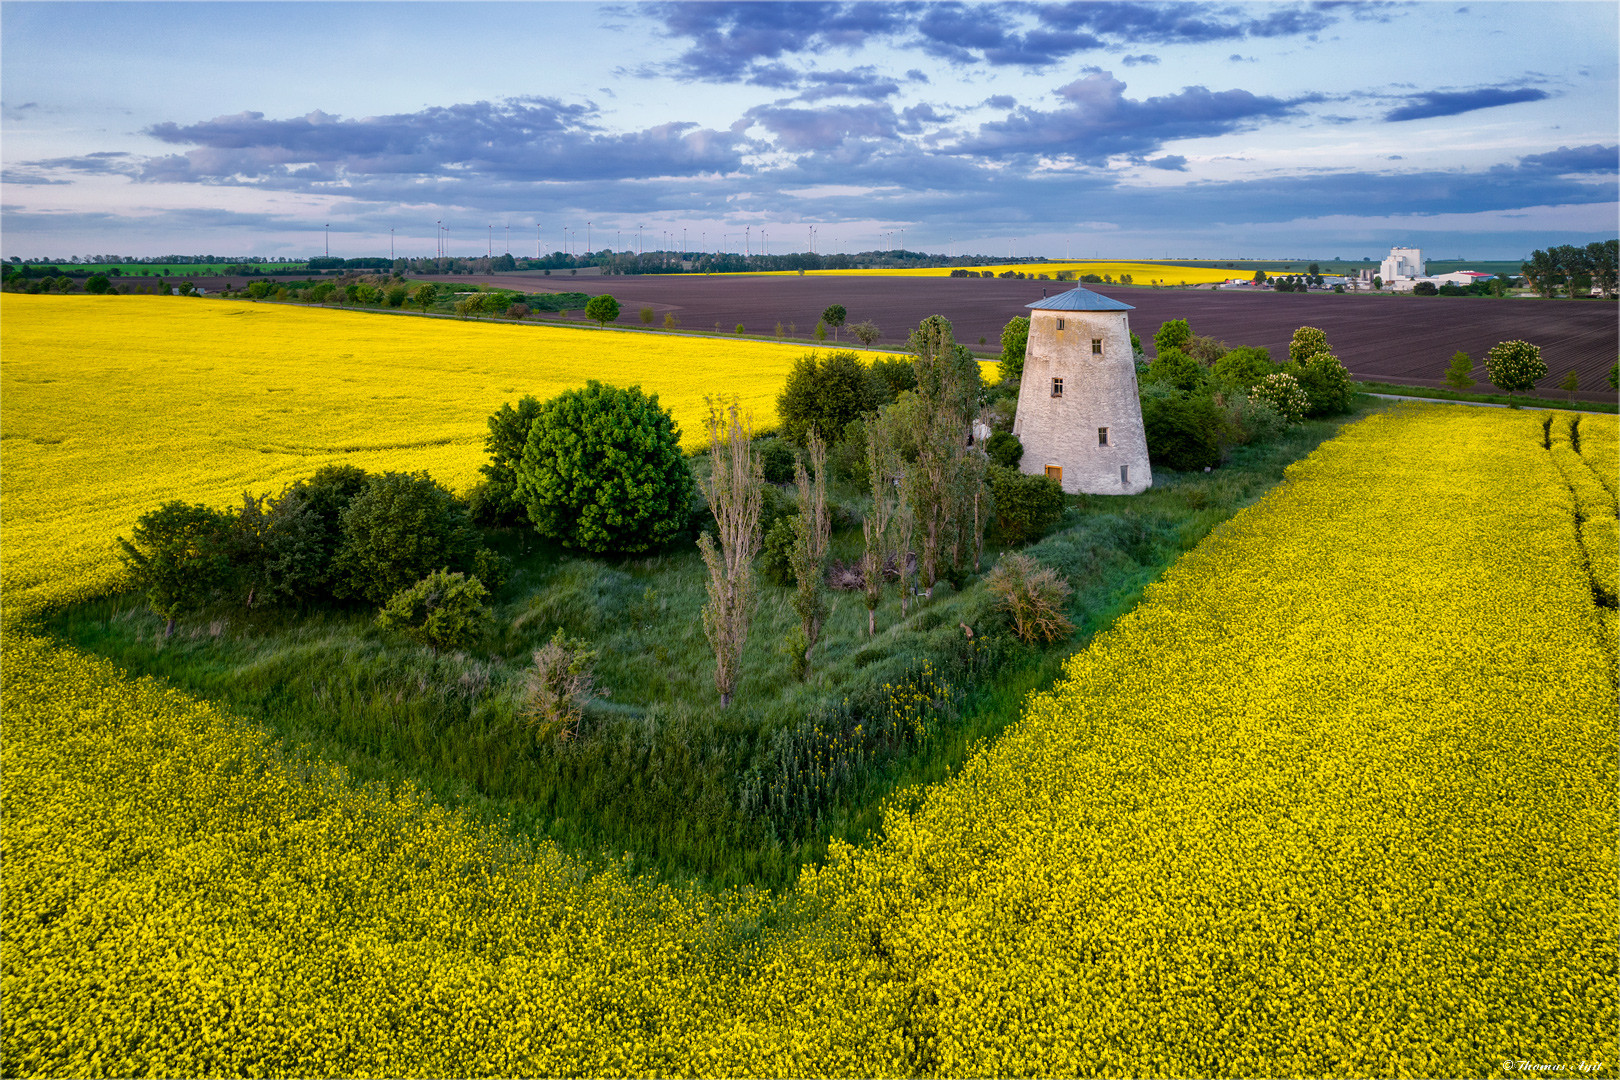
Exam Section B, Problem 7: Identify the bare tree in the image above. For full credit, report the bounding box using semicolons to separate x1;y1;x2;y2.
789;430;830;668
697;397;764;707
862;411;898;636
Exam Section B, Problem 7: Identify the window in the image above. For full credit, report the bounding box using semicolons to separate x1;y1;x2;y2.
1046;465;1062;483
1098;427;1109;446
1120;465;1129;484
1051;377;1063;398
1092;338;1102;355
1055;317;1065;330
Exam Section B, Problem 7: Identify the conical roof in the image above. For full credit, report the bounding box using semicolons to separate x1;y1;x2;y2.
1026;286;1134;312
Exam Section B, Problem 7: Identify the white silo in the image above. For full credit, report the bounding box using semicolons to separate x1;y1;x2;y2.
1011;287;1151;495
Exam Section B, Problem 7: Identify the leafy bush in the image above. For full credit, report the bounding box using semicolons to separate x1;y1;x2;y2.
1144;346;1208;393
986;431;1024;469
868;356;917;402
85;274;111;295
117;501;237;632
851;320;881;348
1288;326;1330;364
827;418;871;487
518;630;599;742
985;552;1074;643
760;514;798;585
640;305;655;324
1445;351;1476;390
1249;371;1311;424
1289;351;1354;416
987;464;1064;543
999;316;1030;385
375;569;492;650
516;381;694;554
1218;391;1288;446
1485;339;1547;394
332;472;479;605
480;396;543;525
775;351;884;446
1412;281;1438;296
758;439;796;485
1213;345;1275;389
1141;390;1224;471
1153;318;1192;354
1185;334;1228;364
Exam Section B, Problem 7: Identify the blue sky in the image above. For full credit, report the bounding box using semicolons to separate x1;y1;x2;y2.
2;1;1615;261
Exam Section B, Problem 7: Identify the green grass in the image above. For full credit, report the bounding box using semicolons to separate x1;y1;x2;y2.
48;406;1376;893
1355;379;1616;413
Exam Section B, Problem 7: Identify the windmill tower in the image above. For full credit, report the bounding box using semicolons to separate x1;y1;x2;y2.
1011;286;1151;495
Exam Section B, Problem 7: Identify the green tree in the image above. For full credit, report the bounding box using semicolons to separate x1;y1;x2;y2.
821;304;847;341
1444;351;1476;390
332;472;479;605
1559;370;1580;398
987;465;1062;543
640;305;655;324
999;315;1030;385
1288;351;1354;416
584;294;620;328
1252;269;1268;285
788;431;830;674
775;351;885;446
697;398;764;707
1153;318;1192;354
517;381;694;554
412;283;437;310
1145;347;1207;393
1213;346;1274;389
1484;340;1547;395
904;315;986;593
868;356;917;401
1141;392;1224;472
85;274;111;295
851;320;881;348
479;396;544;525
375;569;492;651
117;501;237;636
1609;361;1618;391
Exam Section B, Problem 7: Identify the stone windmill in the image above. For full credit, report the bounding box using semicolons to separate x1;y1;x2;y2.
1011;286;1152;495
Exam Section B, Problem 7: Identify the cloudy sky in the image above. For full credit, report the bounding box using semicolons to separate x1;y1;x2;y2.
3;1;1615;261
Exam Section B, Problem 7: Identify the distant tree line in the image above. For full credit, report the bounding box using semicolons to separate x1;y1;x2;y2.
1520;241;1618;299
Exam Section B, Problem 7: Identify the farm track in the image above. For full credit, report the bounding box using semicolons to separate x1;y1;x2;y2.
206;271;1619;397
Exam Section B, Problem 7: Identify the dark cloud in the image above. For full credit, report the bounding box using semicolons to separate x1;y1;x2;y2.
120;100;747;185
1384;86;1549;121
797;67;901;102
953;72;1298;162
1146;155;1188;171
1120;53;1159;66
984;94;1018;110
1500;144;1617;175
648;1;1340;81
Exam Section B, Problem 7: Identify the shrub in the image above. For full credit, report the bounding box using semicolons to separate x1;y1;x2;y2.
760;514;798;585
480;396;543;525
999;316;1030;385
518;630;598;742
1288;326;1330;364
1141;391;1224;471
1153;318;1192;354
1249;372;1311;424
386;285;409;308
1213;345;1274;389
516;381;694;554
332;472;479;605
585;294;620;328
735;323;745;334
375;570;491;650
987;464;1064;543
663;312;678;330
758;439;796;485
1412;281;1438;296
1219;392;1288;446
1289;351;1354;416
775;351;884;446
1484;339;1547;394
851;320;881;348
827;418;871;487
986;431;1024;469
868;356;917;402
1185;334;1228;364
1445;351;1476;390
1144;347;1208;393
639;305;655;325
260;464;372;604
117;501;237;634
985;552;1074;644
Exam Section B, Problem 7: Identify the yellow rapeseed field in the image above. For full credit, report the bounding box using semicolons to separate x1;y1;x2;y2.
2;292;1614;1076
0;294;815;614
745;261;1237;284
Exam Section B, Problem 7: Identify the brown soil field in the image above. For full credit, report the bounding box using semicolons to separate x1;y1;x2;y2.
196;271;1619;397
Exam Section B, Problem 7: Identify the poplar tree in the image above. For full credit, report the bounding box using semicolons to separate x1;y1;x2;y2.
697;398;764;708
861;411;898;636
789;430;830;670
904;315;984;597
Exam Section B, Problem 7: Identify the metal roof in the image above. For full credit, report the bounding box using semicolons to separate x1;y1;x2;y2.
1025;286;1135;312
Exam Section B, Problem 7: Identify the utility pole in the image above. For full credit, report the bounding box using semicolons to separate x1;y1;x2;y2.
324;223;329;257
586;221;591;254
745;226;750;257
537;225;541;259
390;228;395;260
488;225;492;258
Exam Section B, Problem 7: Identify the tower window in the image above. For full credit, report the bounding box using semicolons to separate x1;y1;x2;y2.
1056;317;1065;330
1046;465;1062;483
1098;427;1109;446
1051;377;1063;398
1092;338;1102;355
1120;465;1129;484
